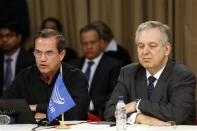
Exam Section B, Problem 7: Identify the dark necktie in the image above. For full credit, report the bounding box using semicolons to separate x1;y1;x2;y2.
5;58;13;88
84;61;94;81
147;76;156;100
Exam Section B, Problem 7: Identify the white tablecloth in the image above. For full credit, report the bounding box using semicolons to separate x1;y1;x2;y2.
0;122;197;131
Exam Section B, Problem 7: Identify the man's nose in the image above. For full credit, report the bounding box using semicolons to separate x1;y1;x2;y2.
39;53;47;61
143;46;150;54
87;43;92;48
2;36;8;41
85;44;93;51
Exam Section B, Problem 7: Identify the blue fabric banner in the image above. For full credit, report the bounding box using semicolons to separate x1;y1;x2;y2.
47;73;76;122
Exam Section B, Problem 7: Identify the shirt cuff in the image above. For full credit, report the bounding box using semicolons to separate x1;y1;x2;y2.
89;100;94;111
136;99;141;113
127;112;139;124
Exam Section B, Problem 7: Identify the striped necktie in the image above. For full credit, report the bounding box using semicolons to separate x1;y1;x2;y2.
5;58;13;89
84;61;94;81
147;76;156;99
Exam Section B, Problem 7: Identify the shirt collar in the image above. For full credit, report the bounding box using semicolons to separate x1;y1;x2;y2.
4;47;20;61
105;39;118;51
85;53;103;65
146;65;166;80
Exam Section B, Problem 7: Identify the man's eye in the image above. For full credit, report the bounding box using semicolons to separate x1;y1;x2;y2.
35;51;42;55
149;44;157;48
46;51;54;56
138;44;144;48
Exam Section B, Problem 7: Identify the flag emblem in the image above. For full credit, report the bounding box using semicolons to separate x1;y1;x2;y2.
47;73;76;122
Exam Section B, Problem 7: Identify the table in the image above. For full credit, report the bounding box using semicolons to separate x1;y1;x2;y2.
0;121;197;131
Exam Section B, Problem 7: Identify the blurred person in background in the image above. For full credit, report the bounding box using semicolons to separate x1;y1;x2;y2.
0;18;34;97
69;23;123;120
92;21;131;65
40;17;77;62
0;0;30;44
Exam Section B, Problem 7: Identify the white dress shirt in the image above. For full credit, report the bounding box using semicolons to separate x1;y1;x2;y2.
127;65;166;124
105;39;118;52
4;48;20;83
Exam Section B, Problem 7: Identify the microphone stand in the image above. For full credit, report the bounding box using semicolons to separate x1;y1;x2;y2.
55;114;69;129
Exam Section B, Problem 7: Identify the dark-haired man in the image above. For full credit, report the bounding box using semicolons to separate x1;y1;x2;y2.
69;23;123;120
0;19;35;97
2;29;89;121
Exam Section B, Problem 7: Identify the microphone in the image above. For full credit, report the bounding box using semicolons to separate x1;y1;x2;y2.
37;118;60;126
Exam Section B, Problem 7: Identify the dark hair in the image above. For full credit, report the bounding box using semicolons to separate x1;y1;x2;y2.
34;29;66;52
0;18;22;35
41;17;63;33
91;21;114;42
80;23;102;39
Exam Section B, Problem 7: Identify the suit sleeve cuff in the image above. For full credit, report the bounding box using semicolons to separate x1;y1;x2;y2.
36;103;48;113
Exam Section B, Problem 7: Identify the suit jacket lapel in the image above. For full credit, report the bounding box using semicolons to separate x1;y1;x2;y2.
0;51;4;96
88;55;104;92
151;59;175;101
135;67;148;99
78;58;85;69
15;49;22;74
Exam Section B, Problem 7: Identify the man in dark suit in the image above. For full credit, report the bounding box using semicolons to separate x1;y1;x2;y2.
104;21;196;125
69;24;123;120
92;21;131;65
0;19;35;97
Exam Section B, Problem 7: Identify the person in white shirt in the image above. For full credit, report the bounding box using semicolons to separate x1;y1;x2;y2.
69;23;123;120
0;18;35;97
92;21;131;65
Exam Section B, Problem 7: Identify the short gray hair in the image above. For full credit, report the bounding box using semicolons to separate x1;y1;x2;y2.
135;21;171;44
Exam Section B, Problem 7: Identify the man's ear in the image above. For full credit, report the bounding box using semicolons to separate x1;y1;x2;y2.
16;34;22;43
165;42;171;56
100;38;107;51
60;49;66;61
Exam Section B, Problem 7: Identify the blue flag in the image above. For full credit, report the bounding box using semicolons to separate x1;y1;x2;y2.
47;73;76;122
